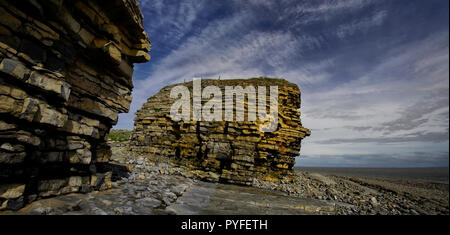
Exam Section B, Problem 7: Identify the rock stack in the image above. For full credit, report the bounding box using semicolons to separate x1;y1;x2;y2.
130;79;310;186
0;0;150;210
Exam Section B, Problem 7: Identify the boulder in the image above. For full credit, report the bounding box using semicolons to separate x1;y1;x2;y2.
130;79;310;185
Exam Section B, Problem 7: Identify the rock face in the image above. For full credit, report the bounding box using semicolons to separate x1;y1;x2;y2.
130;79;310;185
0;0;150;210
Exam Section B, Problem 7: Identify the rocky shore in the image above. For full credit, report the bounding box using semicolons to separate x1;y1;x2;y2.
2;142;447;215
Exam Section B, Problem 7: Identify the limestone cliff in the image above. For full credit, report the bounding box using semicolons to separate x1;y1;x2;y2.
0;0;150;210
130;79;310;185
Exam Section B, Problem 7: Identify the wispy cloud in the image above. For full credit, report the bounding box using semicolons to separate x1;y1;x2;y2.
302;0;374;13
301;31;449;147
121;0;448;167
336;10;387;39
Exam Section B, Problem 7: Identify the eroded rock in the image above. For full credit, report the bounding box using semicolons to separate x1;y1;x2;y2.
130;79;310;185
0;0;150;210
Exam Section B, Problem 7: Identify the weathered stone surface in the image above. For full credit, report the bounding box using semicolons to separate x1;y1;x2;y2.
0;0;150;210
130;78;310;185
1;142;447;215
0;184;25;199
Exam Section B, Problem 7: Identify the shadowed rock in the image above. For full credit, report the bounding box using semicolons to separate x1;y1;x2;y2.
0;0;150;210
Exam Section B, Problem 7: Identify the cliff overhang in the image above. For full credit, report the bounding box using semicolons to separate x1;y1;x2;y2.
0;0;150;210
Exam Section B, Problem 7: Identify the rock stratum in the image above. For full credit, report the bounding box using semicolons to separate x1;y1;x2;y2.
0;0;150;210
130;79;311;186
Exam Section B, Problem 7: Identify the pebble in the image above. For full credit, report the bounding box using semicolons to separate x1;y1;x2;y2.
8;143;446;215
370;197;378;205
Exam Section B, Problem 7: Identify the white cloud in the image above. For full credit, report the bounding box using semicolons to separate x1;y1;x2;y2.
337;10;388;39
117;0;449;168
303;0;374;13
300;32;449;154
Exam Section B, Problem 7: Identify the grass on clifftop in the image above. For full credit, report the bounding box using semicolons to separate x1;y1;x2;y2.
161;77;296;91
107;129;132;142
240;77;290;83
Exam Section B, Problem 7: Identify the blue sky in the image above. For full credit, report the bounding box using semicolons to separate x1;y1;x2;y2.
116;0;449;167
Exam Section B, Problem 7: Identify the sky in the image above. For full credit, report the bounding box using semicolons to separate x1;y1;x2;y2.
116;0;449;167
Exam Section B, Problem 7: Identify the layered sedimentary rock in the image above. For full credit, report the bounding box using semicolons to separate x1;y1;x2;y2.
0;0;150;210
130;79;310;186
